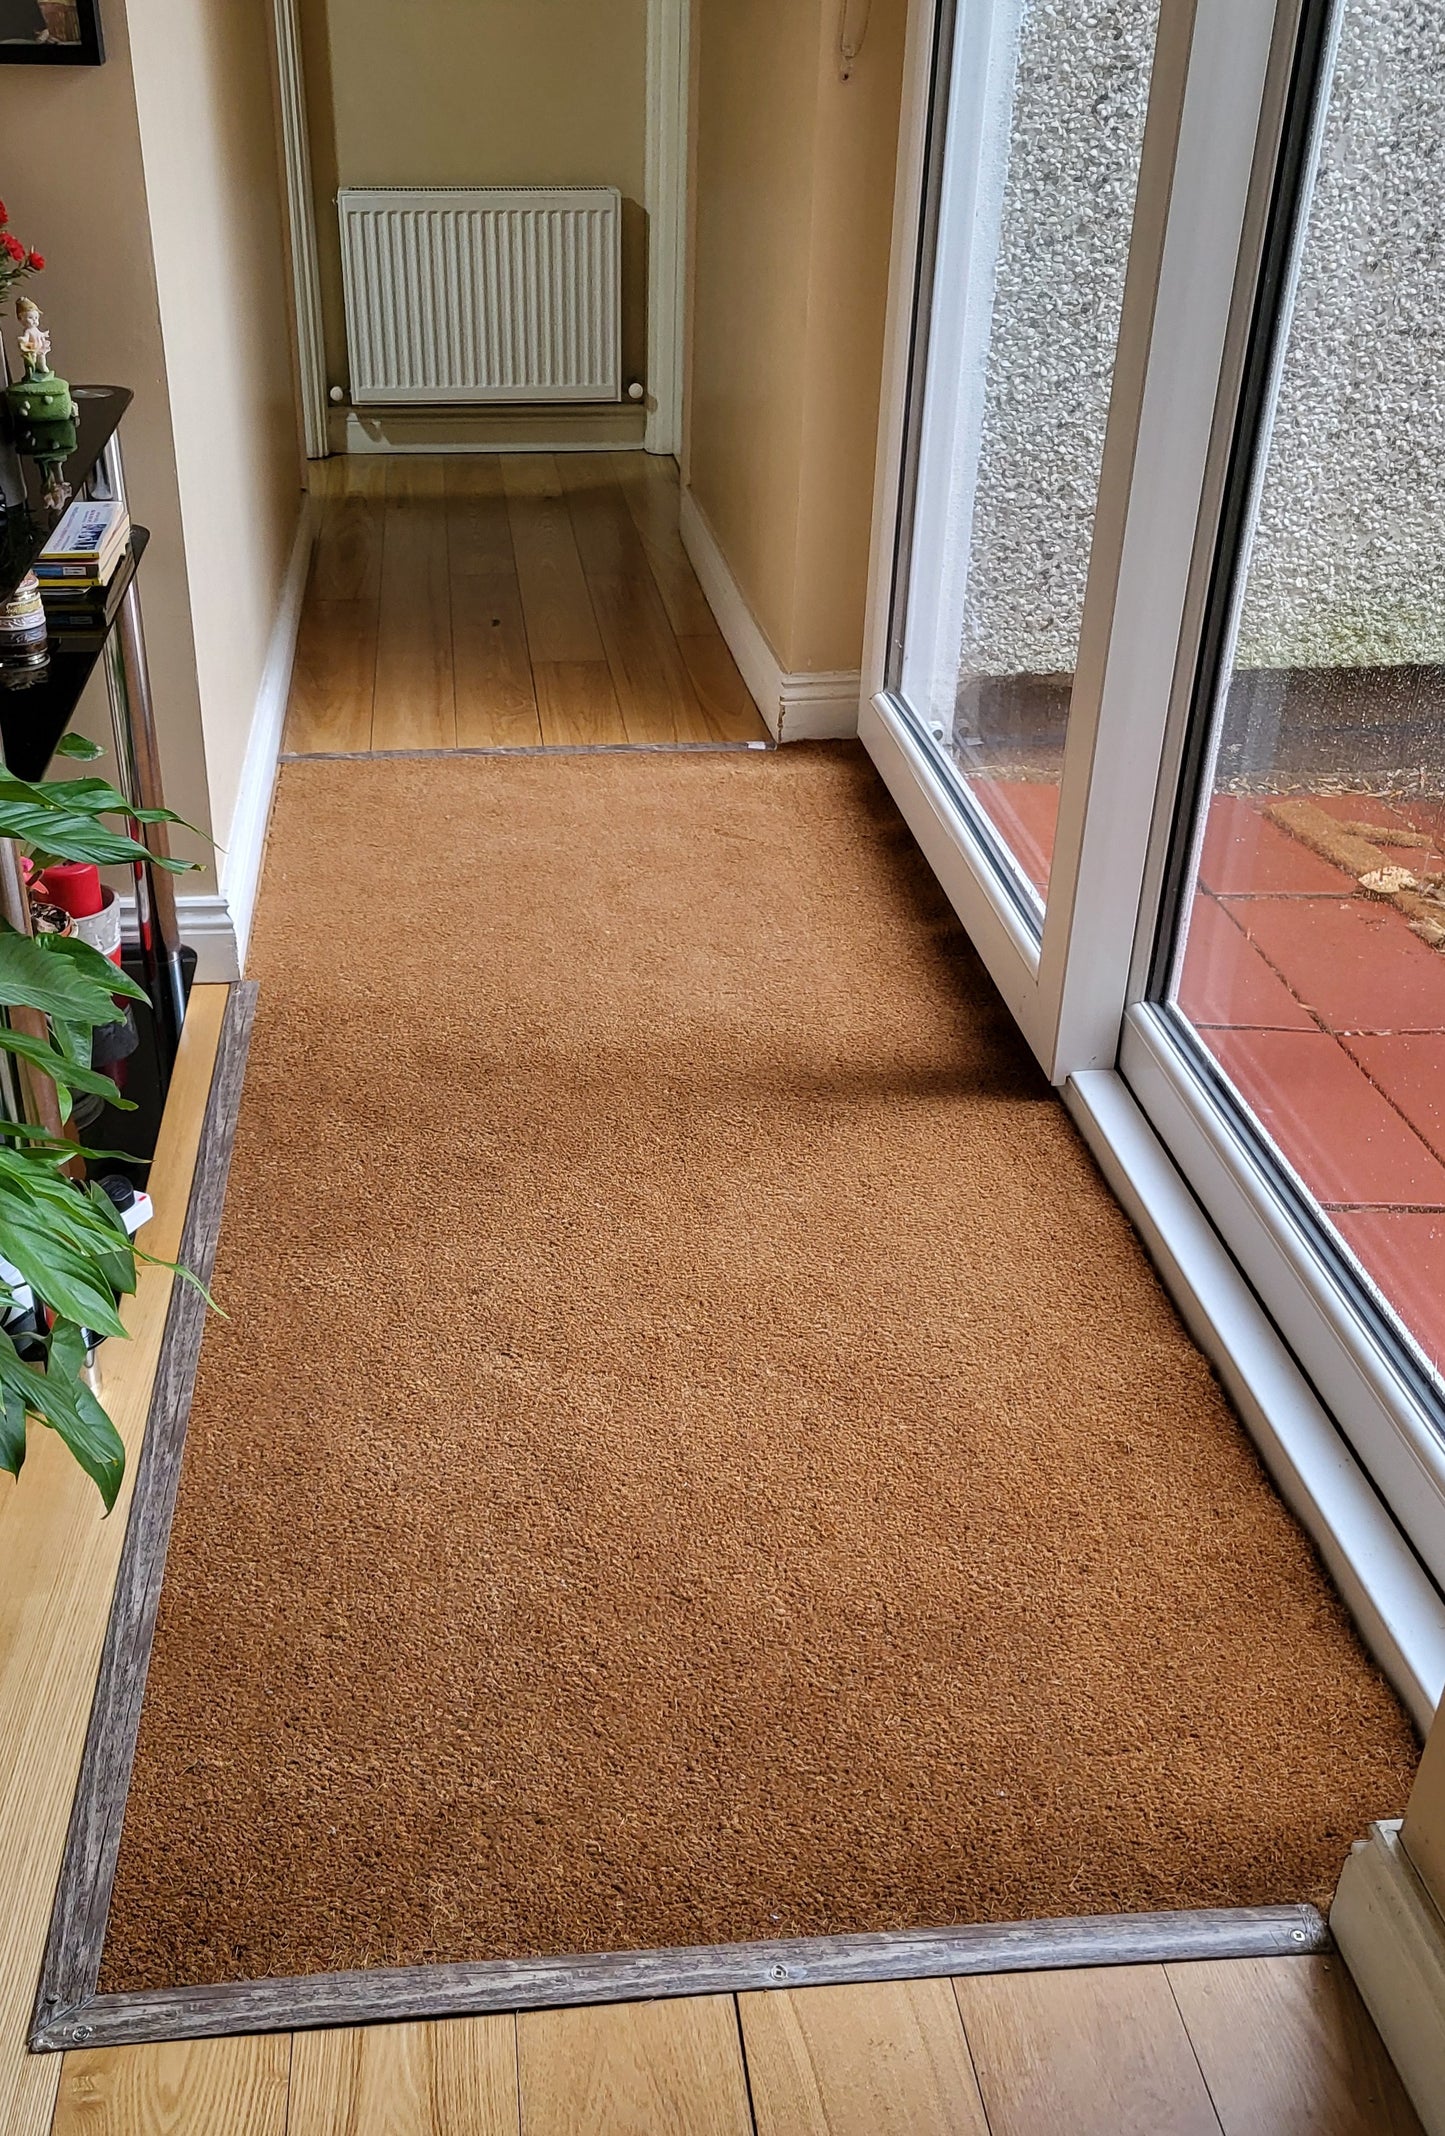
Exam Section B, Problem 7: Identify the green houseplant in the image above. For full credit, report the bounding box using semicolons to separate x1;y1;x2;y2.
0;733;197;1511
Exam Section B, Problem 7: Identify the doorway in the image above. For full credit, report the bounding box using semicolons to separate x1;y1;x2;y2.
270;0;688;461
864;0;1445;1717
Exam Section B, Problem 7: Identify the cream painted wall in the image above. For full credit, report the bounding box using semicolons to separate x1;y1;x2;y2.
793;3;908;675
0;9;215;880
300;0;650;397
686;0;816;662
0;0;303;906
126;0;304;863
685;0;907;679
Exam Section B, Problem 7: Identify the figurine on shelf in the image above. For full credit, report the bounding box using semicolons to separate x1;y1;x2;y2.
0;205;44;392
6;297;74;426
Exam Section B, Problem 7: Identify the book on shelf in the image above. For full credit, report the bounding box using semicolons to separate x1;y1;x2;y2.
35;499;131;590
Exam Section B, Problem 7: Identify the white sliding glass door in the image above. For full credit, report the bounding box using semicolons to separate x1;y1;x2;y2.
864;0;1280;1068
867;0;1445;1638
1123;0;1445;1585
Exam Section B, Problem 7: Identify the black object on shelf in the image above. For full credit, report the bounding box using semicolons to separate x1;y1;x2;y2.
81;945;199;1192
0;385;189;1130
0;386;132;596
0;529;150;776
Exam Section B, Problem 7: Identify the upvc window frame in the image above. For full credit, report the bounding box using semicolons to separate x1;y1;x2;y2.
1112;0;1445;1591
862;0;1288;1084
862;0;1445;1701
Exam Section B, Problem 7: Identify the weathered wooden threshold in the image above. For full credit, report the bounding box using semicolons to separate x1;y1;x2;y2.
27;977;1332;2057
29;984;258;2058
31;1904;1328;2052
279;741;776;762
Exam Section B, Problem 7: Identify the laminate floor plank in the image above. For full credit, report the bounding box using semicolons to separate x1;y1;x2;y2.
517;1997;753;2136
560;460;711;743
447;456;540;747
1167;1956;1424;2135
445;454;516;572
51;2036;289;2136
532;659;627;746
387;457;449;501
311;456;388;502
613;452;717;639
595;572;715;742
374;484;456;751
500;454;566;502
311;486;384;605
283;597;377;754
677;632;769;743
556;453;646;574
955;1965;1224;2136
504;455;606;666
740;1980;989;2136
289;2017;520;2136
451;577;541;748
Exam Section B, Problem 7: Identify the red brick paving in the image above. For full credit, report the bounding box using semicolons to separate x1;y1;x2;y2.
966;775;1445;1374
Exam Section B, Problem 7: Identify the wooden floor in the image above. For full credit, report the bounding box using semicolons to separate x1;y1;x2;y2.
0;556;1426;2131
283;453;771;754
41;1956;1423;2134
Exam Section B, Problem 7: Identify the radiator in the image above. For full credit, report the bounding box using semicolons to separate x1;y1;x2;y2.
338;187;622;406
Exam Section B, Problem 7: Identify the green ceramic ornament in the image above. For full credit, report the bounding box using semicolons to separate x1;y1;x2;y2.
6;298;75;426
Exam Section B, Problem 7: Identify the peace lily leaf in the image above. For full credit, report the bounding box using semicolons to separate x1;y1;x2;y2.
49;1015;94;1071
20;813;186;871
36;932;149;1006
84;1182;138;1299
0;1322;126;1512
0;1202;130;1339
0;1158;140;1246
136;1243;221;1313
0;927;129;1024
0;1118;134;1161
0;774;195;862
36;777;198;836
0;757;212;1510
0;1375;26;1481
0;1028;136;1108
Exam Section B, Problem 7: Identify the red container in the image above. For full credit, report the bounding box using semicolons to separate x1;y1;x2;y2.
38;862;104;918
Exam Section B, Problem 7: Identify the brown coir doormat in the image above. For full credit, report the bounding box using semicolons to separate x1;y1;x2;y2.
98;747;1415;1992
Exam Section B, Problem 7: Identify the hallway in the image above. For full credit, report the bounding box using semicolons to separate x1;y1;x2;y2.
0;978;1415;2129
0;475;1425;2135
284;455;770;756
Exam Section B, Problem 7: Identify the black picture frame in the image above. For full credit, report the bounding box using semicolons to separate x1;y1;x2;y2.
0;0;104;65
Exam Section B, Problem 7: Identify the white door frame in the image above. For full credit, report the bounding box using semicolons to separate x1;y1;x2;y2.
271;0;330;461
645;0;690;455
268;0;690;462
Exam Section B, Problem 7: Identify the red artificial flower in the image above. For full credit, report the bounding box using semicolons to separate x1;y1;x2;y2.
0;203;8;226
2;234;24;262
26;252;43;270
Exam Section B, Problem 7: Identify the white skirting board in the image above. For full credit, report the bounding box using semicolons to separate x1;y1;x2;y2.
122;501;316;982
1067;1067;1445;1732
332;406;648;456
1332;1823;1445;2134
677;489;861;743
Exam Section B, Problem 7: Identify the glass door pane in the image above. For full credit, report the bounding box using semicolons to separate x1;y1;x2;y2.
897;0;1162;914
1158;0;1445;1386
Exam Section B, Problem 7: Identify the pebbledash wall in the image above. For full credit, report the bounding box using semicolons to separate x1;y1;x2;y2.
954;0;1445;681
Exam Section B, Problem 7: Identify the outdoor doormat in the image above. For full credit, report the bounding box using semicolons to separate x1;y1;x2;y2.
35;750;1418;2049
